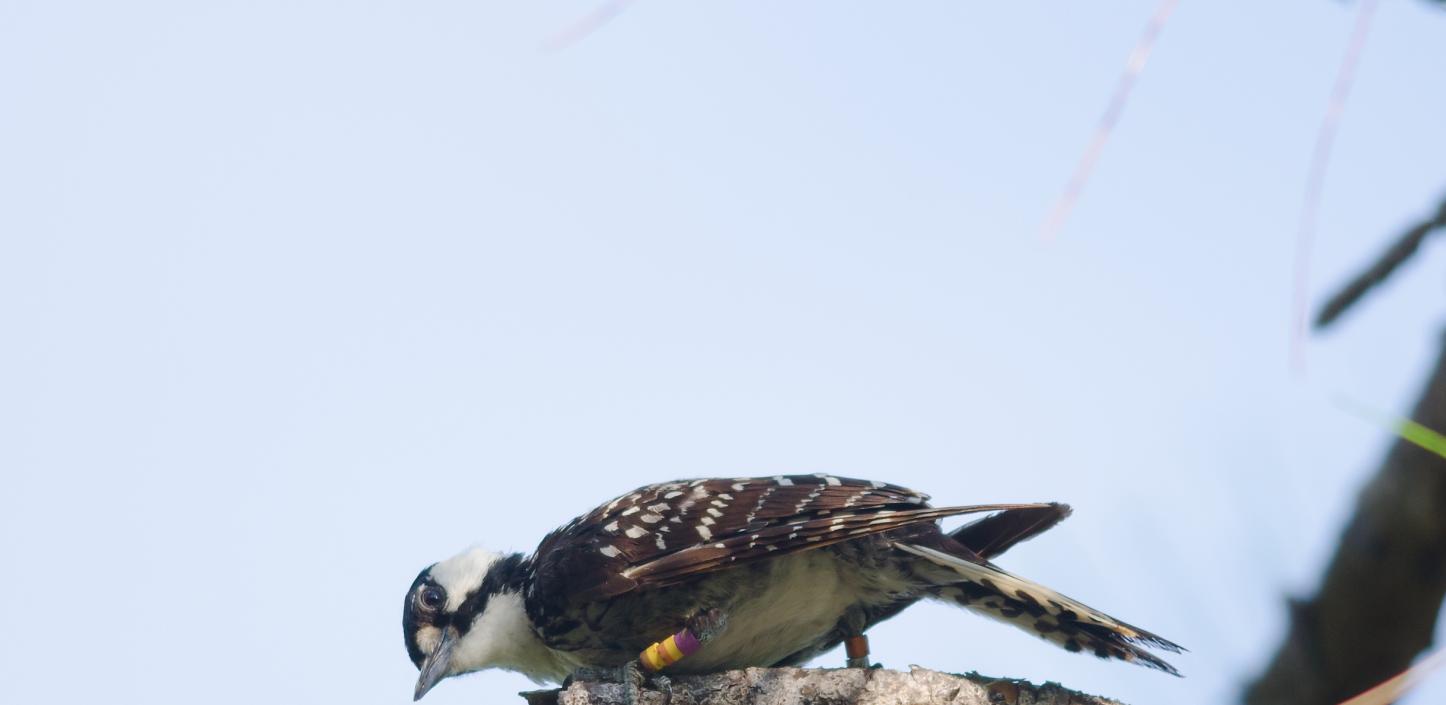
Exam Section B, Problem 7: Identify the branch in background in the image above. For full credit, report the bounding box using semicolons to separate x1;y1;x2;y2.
1242;337;1446;705
522;666;1128;705
1315;194;1446;329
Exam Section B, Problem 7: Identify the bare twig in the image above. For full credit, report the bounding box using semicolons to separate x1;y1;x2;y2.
1315;194;1446;329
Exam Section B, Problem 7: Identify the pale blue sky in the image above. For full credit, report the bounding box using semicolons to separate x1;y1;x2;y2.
3;2;1446;704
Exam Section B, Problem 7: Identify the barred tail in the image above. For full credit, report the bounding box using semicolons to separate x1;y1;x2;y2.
894;542;1184;676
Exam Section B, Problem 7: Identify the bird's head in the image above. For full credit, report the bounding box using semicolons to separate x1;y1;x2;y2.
403;547;530;700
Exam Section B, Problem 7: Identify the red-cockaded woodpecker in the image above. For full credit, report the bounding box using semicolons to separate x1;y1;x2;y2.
402;475;1182;700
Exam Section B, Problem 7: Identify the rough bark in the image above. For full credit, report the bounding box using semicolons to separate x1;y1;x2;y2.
520;666;1125;705
1243;336;1446;705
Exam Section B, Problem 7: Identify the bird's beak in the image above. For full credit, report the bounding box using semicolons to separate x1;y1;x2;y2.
413;626;458;701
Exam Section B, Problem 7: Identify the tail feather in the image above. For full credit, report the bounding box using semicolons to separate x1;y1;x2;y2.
895;542;1183;676
949;503;1072;559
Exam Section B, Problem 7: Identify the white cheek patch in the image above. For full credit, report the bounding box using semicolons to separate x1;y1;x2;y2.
450;592;538;675
416;626;441;657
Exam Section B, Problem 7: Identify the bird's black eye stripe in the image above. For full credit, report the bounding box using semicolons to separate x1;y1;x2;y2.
451;553;528;635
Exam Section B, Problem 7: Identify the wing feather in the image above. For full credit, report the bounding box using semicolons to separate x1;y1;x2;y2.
528;474;1053;604
621;503;1042;586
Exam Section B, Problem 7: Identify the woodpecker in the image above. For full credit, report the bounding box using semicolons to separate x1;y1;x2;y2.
402;475;1182;700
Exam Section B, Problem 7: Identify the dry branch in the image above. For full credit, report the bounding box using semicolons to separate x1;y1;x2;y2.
1315;194;1446;329
520;666;1125;705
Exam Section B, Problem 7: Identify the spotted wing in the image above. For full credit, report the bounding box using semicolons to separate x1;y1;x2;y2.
529;474;1040;603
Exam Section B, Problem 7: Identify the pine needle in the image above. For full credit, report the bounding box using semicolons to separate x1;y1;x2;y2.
1334;394;1446;460
1289;0;1381;372
1039;0;1180;242
543;0;638;53
1337;649;1446;705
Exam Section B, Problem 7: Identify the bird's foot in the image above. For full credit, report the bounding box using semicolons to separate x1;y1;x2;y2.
651;674;673;705
574;609;723;704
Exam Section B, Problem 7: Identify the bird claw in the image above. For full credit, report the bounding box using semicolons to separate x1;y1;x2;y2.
651;674;674;705
622;660;645;705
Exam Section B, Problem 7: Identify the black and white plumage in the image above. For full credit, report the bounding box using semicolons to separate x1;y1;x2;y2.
402;475;1183;699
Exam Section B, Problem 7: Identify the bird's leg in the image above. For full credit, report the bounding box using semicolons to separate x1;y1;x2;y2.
570;608;728;705
844;634;872;669
684;607;728;644
638;607;728;672
839;607;880;669
644;607;724;703
642;607;728;702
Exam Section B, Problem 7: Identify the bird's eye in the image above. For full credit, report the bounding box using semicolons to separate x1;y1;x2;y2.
420;586;445;611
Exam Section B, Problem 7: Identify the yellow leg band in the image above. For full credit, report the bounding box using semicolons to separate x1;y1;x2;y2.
641;644;666;671
639;628;704;672
661;635;685;662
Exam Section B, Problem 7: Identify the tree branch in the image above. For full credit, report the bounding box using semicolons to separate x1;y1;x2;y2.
522;666;1127;705
1315;194;1446;330
1243;334;1446;704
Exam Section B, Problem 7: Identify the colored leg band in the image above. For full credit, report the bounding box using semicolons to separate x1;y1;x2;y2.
639;629;703;672
845;635;870;667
